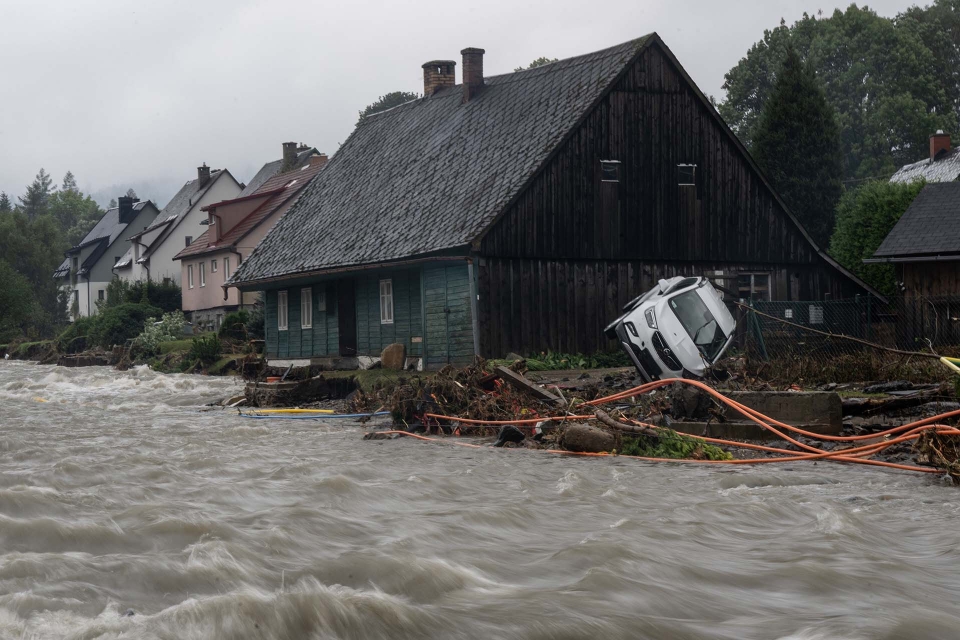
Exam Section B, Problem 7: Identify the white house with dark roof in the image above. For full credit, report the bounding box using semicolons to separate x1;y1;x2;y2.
53;197;159;318
890;131;960;184
114;164;242;285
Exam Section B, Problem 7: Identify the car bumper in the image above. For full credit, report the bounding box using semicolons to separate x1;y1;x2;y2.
614;323;664;382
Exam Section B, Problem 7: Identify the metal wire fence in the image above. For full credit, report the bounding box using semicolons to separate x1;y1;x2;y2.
739;296;960;384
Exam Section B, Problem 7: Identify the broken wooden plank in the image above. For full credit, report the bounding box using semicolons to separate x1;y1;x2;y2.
494;366;562;404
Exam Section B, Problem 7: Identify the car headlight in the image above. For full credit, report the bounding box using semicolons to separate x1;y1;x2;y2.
644;308;657;329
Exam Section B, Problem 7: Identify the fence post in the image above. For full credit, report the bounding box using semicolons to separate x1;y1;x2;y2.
749;302;769;361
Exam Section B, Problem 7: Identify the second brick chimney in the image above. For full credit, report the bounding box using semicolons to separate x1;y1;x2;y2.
309;153;328;168
931;130;951;161
422;60;456;96
197;163;211;188
281;141;298;172
462;47;485;103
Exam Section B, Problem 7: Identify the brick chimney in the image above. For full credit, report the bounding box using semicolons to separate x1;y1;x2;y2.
281;142;298;172
461;47;485;103
422;60;456;96
197;163;211;187
931;130;951;161
309;153;328;168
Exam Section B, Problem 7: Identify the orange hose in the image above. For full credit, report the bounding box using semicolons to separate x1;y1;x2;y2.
370;429;942;473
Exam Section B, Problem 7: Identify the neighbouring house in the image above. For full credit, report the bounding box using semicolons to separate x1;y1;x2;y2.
173;149;328;329
228;34;877;369
867;182;960;297
237;142;321;198
53;196;159;318
113;164;242;285
890;131;959;183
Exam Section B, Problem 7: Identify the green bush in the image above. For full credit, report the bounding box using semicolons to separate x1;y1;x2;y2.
99;279;182;313
188;334;222;366
621;430;732;461
56;316;97;353
218;310;250;340
88;303;162;349
131;310;186;357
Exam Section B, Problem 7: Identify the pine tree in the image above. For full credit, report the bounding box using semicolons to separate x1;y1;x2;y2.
109;198;118;209
18;168;54;220
125;188;137;199
0;192;10;213
752;47;843;247
61;171;77;193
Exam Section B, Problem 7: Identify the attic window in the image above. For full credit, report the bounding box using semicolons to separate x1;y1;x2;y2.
284;179;298;188
600;160;620;183
678;164;697;186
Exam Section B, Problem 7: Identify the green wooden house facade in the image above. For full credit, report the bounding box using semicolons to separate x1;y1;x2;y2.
230;36;875;368
260;263;475;367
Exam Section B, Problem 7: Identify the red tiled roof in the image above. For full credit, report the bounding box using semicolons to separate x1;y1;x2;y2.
174;160;326;260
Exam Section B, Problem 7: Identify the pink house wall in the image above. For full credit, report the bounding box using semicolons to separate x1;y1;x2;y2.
180;194;303;313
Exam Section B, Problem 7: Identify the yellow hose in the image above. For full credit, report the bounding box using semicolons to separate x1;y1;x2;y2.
240;408;334;414
940;356;960;375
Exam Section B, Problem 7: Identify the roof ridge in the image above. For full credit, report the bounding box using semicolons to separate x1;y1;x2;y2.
359;35;652;125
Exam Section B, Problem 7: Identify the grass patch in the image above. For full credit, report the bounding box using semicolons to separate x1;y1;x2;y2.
14;340;53;358
158;333;215;355
620;430;732;461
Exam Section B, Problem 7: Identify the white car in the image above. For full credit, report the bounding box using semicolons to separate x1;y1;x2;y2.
604;276;737;381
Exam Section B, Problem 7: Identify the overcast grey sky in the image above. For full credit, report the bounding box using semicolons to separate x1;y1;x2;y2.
0;0;915;207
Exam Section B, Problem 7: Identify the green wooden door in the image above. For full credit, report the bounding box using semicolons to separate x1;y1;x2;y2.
423;264;474;368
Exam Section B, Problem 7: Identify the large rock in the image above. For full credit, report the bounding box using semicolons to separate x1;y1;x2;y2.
559;423;618;454
381;343;406;370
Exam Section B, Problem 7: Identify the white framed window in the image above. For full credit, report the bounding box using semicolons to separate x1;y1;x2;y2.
379;279;394;324
224;257;230;278
317;289;326;312
678;164;697;186
277;291;288;330
188;265;194;289
211;259;218;273
600;159;621;182
185;235;192;247
301;288;313;328
199;262;206;287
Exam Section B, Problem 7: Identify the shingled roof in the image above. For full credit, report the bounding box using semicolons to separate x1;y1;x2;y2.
230;36;653;286
174;159;326;260
132;169;235;263
53;201;156;277
872;182;960;260
238;147;319;198
890;148;960;184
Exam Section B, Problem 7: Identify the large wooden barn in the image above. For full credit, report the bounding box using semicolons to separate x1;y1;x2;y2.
229;34;875;368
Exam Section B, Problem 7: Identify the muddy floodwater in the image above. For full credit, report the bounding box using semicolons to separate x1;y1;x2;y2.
1;362;959;639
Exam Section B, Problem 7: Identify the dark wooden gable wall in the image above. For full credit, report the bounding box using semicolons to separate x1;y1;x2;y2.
475;42;863;358
480;42;832;267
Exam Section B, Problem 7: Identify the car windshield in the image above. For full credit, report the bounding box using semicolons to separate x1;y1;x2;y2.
667;289;727;361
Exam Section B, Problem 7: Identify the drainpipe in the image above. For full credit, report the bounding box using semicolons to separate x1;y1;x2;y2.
223;249;244;305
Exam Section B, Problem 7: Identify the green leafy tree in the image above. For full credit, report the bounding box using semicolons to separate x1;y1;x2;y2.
752;47;843;247
48;182;104;245
357;91;419;124
829;180;926;295
0;192;11;213
0;259;41;343
18;168;54;220
125;188;137;199
720;5;958;179
514;56;558;72
108;198;118;209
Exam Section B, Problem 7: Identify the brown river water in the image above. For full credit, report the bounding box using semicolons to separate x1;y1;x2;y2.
1;361;959;639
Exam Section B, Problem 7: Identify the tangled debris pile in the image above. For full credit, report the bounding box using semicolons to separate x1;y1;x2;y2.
916;431;960;483
351;360;559;429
